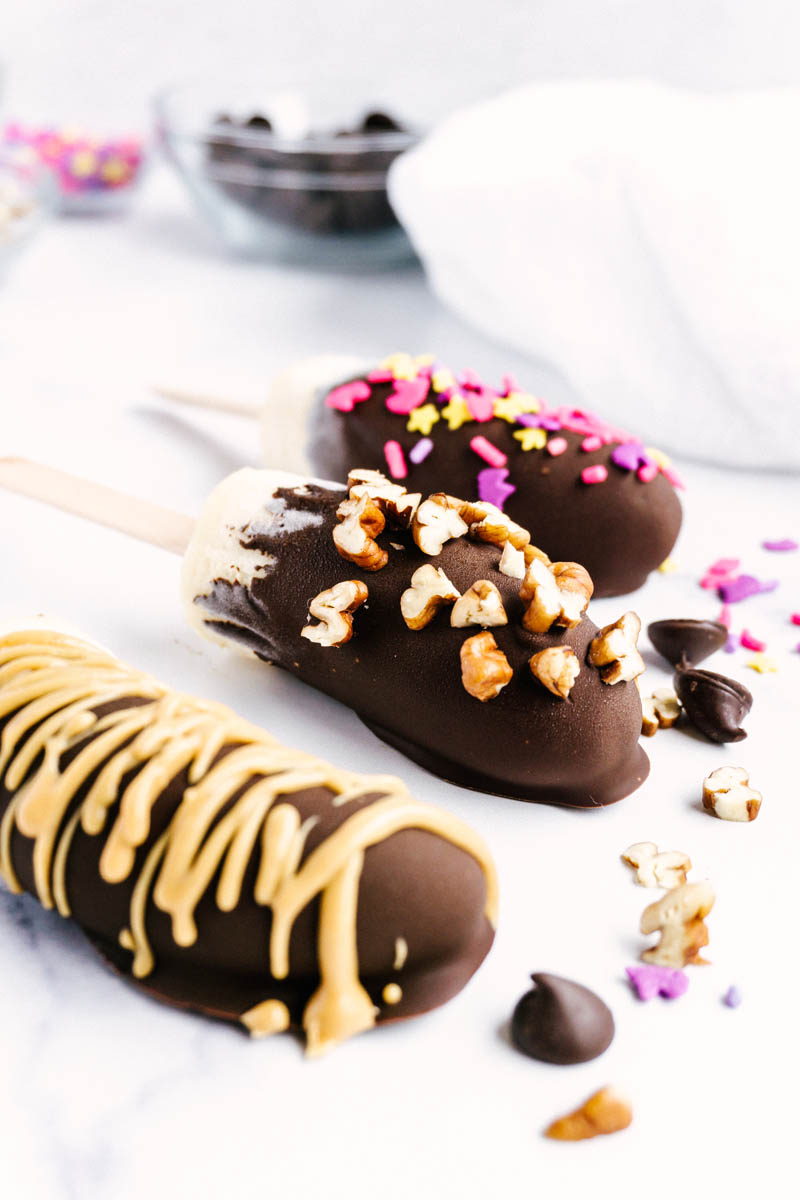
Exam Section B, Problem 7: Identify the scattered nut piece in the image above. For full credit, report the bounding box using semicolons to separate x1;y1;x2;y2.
641;688;681;736
519;558;594;633
346;468;421;528
456;500;531;551
301;580;369;647
529;646;580;699
400;565;460;630
460;632;514;701
544;1087;632;1142
498;541;526;580
622;842;691;889
702;766;762;822
412;493;469;555
333;495;388;571
588;612;645;684
640;880;715;967
451;580;508;628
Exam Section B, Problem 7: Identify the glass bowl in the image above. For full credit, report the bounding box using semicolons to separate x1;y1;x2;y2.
154;82;420;269
0;151;52;276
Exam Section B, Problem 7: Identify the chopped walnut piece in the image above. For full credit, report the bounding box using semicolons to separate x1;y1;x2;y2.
301;580;369;647
412;493;469;555
520;558;594;634
529;646;580;699
333;495;388;571
641;688;681;736
498;542;526;580
451;580;508;628
545;1087;633;1142
456;500;531;551
346;468;421;528
460;632;513;701
640;880;715;967
702;766;762;822
622;842;691;888
400;564;460;630
588;611;645;684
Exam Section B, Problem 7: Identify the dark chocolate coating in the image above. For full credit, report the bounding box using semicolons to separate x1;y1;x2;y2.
673;667;752;743
0;697;493;1033
511;973;615;1064
205;112;409;235
308;378;683;597
648;618;728;668
194;485;649;806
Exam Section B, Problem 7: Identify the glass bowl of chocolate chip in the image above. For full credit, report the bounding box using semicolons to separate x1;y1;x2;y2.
154;81;420;268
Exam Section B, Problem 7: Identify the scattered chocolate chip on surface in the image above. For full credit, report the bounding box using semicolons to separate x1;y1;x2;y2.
648;617;728;668
674;667;752;743
511;972;614;1065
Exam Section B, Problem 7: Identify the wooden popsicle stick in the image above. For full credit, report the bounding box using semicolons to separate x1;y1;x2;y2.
152;384;261;418
0;457;194;556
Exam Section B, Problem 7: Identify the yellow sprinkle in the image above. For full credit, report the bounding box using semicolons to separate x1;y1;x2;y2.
441;396;473;430
513;427;547;452
746;654;778;674
413;353;435;369
432;367;457;394
646;447;672;469
379;351;417;380
100;158;130;184
70;150;98;178
493;392;541;422
658;557;678;574
406;403;440;436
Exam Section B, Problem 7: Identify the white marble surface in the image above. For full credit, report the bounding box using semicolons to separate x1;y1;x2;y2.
0;167;799;1200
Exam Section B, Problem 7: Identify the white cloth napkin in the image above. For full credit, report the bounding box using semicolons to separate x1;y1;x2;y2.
389;82;800;470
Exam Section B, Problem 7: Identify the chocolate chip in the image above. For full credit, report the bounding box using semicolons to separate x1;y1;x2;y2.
673;667;752;743
511;973;614;1065
648;618;728;668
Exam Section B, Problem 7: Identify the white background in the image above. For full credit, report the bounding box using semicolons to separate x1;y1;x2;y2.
1;5;799;1199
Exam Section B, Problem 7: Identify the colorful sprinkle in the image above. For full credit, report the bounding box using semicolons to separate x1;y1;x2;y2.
718;604;732;627
2;123;143;195
723;985;742;1009
546;437;568;457
383;440;407;480
513;427;547;452
658;557;678;574
740;629;766;652
441;396;473;431
724;635;737;653
385;376;430;415
465;390;496;422
431;366;457;394
406;403;440;436
611;441;651;472
581;435;603;452
637;462;659;483
409;437;433;464
746;653;778;674
470;435;507;468
581;464;608;485
477;467;516;511
762;538;798;552
493;392;541;422
791;613;800;626
626;965;688;1001
326;380;371;412
718;575;779;604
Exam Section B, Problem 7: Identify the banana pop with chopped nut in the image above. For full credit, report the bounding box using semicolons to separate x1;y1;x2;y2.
182;468;650;806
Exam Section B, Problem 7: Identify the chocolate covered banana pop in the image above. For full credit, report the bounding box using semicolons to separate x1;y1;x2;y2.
182;466;649;805
0;629;497;1055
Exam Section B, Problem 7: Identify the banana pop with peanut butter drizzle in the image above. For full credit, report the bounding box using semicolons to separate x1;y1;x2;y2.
0;630;497;1055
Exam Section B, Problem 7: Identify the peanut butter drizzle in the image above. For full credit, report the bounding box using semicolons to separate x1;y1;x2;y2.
0;631;498;1055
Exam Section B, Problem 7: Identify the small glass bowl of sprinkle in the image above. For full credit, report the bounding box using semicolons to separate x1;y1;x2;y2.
2;122;146;215
153;79;420;268
0;149;53;277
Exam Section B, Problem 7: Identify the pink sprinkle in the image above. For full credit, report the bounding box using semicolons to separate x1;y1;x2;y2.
409;437;433;465
740;629;766;652
385;377;429;415
637;462;659;483
710;558;741;576
718;604;732;628
367;368;394;383
465;390;495;422
383;441;407;480
470;435;507;468
546;437;568;457
581;464;608;485
791;613;800;626
581;435;603;452
325;380;371;412
662;466;686;490
763;538;798;552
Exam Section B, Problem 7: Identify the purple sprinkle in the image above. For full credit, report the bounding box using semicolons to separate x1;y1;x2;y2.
477;467;516;511
409;437;433;465
718;575;779;604
626;965;689;1001
724;634;737;653
515;413;541;428
723;985;742;1009
536;415;563;431
762;538;798;552
610;440;652;472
